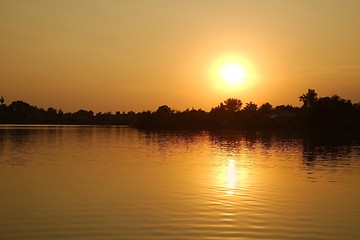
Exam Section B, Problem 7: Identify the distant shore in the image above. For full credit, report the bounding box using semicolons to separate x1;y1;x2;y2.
0;89;359;133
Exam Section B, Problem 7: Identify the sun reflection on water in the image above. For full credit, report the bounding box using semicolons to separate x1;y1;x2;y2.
226;159;237;195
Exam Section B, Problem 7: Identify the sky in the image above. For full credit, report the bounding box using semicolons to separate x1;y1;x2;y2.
1;0;360;113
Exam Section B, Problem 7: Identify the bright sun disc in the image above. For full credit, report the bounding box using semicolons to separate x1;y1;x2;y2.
209;54;257;92
221;63;246;86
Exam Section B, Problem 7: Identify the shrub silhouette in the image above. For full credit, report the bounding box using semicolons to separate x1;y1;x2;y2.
0;90;358;133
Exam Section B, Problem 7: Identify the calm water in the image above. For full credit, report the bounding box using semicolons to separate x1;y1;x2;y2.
0;125;359;240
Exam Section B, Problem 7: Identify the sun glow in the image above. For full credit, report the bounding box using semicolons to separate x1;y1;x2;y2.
221;63;246;87
209;54;257;92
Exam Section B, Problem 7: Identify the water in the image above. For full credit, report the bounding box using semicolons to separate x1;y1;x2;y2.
0;125;359;240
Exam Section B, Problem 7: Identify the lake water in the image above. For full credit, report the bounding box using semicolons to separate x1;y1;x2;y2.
0;125;359;240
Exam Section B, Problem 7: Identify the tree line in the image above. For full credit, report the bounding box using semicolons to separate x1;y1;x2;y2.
0;89;359;132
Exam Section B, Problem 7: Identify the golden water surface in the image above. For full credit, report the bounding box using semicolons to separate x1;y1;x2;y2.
0;125;359;239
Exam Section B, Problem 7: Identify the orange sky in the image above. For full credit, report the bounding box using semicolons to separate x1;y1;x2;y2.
1;0;360;112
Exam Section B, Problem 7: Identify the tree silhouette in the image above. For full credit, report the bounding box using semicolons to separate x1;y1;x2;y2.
156;105;173;115
223;98;242;112
243;101;258;112
299;89;318;108
258;102;273;114
309;94;354;127
0;91;358;132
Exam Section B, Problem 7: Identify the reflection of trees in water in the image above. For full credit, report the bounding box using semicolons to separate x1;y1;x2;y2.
208;131;269;156
0;127;34;166
208;131;302;155
0;126;136;167
209;132;245;154
0;130;3;157
302;133;359;170
143;130;208;156
0;126;65;166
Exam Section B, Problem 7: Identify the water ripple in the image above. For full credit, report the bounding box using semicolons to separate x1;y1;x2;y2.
0;126;359;239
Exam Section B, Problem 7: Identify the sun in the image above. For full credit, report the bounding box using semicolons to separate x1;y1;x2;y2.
221;63;246;87
209;54;256;92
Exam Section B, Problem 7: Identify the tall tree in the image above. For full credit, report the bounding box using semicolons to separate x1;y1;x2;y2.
243;102;258;112
258;102;273;114
299;89;318;108
223;98;242;112
156;105;173;114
